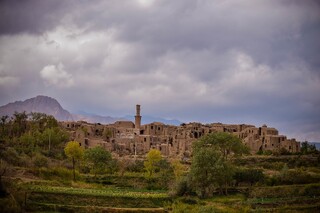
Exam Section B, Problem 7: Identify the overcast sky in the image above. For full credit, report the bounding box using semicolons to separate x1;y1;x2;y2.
0;0;319;141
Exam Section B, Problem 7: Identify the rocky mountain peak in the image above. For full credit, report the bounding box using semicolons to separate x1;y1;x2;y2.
0;95;73;121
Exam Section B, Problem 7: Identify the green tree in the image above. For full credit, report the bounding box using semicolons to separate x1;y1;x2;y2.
40;127;69;154
301;141;317;154
29;112;58;132
171;159;185;181
0;115;9;137
12;111;28;137
190;132;247;197
190;147;232;197
17;132;36;156
144;149;162;178
157;159;175;189
84;146;112;176
194;132;249;160
64;141;84;181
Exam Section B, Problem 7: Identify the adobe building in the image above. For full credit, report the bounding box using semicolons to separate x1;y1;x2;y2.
60;105;301;158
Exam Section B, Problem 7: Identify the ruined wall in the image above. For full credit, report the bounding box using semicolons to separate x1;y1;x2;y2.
61;116;300;158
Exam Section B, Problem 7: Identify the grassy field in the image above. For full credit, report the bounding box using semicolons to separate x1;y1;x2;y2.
1;154;320;212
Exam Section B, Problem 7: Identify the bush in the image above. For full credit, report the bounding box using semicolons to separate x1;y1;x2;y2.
304;184;320;197
33;154;48;168
39;167;79;182
250;184;320;198
249;185;304;198
107;159;119;174
173;177;194;197
234;168;265;186
126;160;144;173
1;147;22;166
278;168;315;185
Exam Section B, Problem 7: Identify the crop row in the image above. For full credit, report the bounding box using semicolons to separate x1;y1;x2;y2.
26;185;169;199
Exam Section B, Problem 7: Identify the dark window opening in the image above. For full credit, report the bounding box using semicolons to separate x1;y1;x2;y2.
144;137;146;142
194;132;198;139
140;130;144;134
151;126;154;130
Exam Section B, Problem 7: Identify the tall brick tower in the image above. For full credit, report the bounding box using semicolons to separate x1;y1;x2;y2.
135;104;141;129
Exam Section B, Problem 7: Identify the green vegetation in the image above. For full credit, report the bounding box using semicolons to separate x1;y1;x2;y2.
84;146;112;176
190;132;248;197
144;149;162;178
1;116;320;212
64;141;84;181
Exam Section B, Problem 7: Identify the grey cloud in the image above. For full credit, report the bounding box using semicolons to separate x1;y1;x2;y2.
0;0;319;141
0;0;71;35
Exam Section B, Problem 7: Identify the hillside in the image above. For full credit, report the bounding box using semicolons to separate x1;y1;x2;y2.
0;96;182;125
0;95;73;121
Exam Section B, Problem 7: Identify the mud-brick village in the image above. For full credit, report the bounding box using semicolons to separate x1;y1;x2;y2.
62;105;301;158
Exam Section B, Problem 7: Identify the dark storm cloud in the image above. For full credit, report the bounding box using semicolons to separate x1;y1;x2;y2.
0;0;319;141
0;0;70;34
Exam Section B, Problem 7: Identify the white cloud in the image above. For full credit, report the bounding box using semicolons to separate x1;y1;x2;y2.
136;0;155;8
40;63;74;87
0;75;19;87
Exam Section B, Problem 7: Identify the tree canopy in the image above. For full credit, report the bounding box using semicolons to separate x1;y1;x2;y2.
84;146;112;175
64;141;84;181
193;132;249;160
190;132;248;197
144;149;162;178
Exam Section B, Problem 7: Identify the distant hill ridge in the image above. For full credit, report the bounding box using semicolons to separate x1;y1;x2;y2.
0;96;181;125
0;95;73;121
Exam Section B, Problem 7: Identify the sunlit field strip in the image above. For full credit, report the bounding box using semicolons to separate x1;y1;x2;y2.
26;185;169;199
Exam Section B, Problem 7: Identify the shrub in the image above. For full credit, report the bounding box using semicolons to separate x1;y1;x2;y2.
278;168;314;185
126;160;144;173
39;167;79;182
304;184;320;197
1;147;22;166
107;158;119;174
173;177;194;197
33;154;48;168
249;185;304;198
234;168;265;186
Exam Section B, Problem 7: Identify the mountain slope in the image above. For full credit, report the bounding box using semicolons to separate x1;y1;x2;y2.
0;95;182;125
0;95;73;121
72;113;124;124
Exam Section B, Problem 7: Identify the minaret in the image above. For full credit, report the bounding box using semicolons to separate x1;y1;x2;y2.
135;104;141;129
